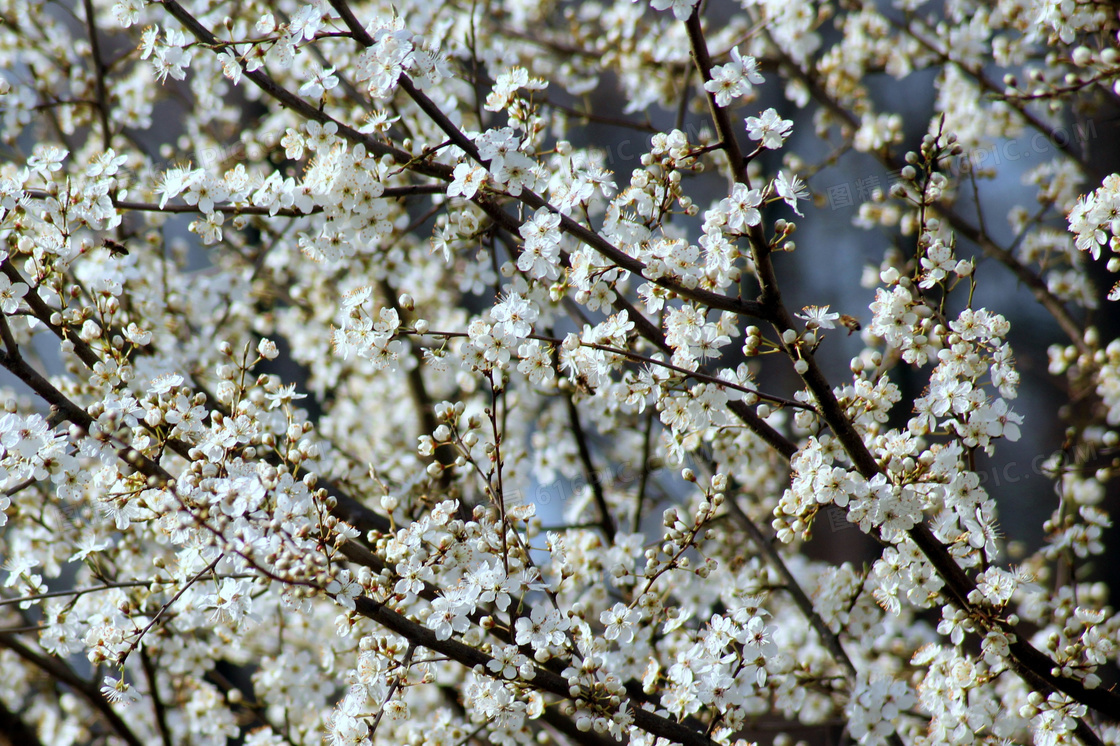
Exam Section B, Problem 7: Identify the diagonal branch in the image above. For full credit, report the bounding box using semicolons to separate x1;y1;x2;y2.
0;697;44;746
322;0;770;319
81;0;112;151
352;595;718;746
564;393;616;541
0;632;144;746
686;7;1118;741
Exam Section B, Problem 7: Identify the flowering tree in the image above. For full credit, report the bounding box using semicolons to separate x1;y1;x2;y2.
2;0;1120;744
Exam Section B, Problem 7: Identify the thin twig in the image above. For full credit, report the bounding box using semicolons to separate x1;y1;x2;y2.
81;0;112;151
564;393;616;541
368;643;416;737
140;648;174;746
631;408;656;534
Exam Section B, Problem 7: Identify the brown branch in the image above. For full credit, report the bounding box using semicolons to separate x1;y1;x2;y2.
0;579;179;608
0;632;144;746
543;97;659;133
689;9;1117;741
564;393;616;541
81;0;112;151
374;276;457;481
631;409;657;534
0;697;44;746
685;10;749;186
115;186;441;214
352;595;718;746
1;261;102;371
684;6;779;321
26;186;446;219
368;644;415;737
324;0;770;320
139;648;173;746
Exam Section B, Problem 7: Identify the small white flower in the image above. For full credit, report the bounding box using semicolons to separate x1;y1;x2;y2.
299;63;339;99
719;184;763;232
26;145;67;180
745;109;793;150
650;0;700;21
797;305;840;329
600;602;639;643
0;274;29;314
101;676;141;706
773;171;809;216
448;162;487;200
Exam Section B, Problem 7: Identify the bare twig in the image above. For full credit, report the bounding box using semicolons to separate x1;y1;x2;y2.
81;0;112;151
140;648;174;746
564;393;616;541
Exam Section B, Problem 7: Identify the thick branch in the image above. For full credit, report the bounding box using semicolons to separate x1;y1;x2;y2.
688;9;1118;737
0;698;44;746
0;632;144;746
323;0;769;319
685;10;749;186
353;595;717;746
140;648;174;746
81;0;112;151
